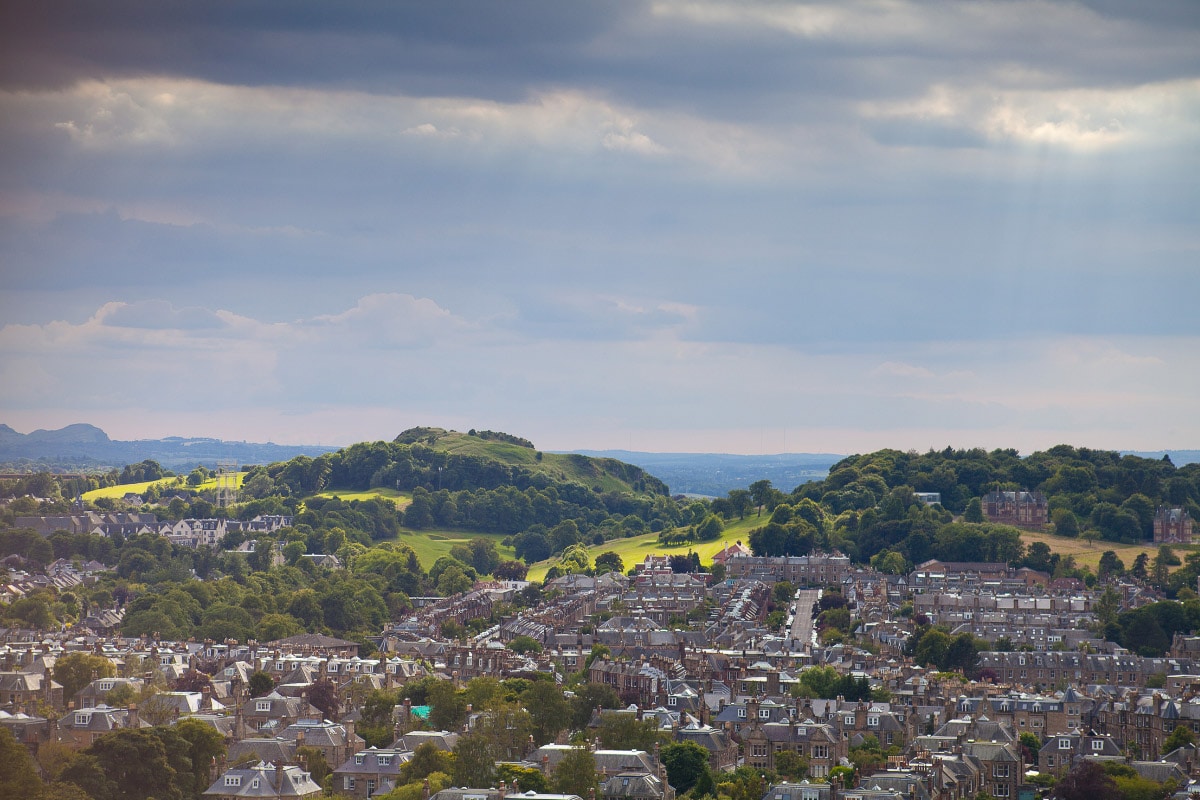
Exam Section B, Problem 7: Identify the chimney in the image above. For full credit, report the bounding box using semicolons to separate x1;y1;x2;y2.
274;760;284;792
422;778;431;800
128;703;139;728
499;781;508;800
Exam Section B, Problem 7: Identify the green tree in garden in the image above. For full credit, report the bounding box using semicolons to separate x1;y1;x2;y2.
0;728;42;800
54;653;116;701
248;671;275;698
1164;724;1197;754
453;734;496;788
552;747;600;798
524;680;569;746
963;498;984;523
660;742;711;793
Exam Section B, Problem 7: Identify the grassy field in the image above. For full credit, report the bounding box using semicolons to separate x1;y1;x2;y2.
313;488;412;509
81;473;246;501
1018;528;1194;572
524;514;768;582
390;529;515;569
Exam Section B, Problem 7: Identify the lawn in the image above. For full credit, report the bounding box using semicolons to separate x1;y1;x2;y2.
525;513;769;582
388;528;515;570
312;488;412;509
1019;528;1193;572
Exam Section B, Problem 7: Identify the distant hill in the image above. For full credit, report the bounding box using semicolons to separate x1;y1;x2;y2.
0;423;340;472
1122;450;1200;467
567;450;844;497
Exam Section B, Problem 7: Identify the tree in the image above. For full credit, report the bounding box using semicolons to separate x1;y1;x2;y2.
524;680;569;746
427;680;467;731
306;678;341;721
1097;551;1124;579
453;734;496;788
749;480;774;515
507;635;543;655
1052;509;1080;538
569;683;621;730
0;728;42;800
401;741;454;783
594;552;624;575
963;498;984;523
1018;732;1042;764
497;763;550;793
176;717;228;796
596;714;660;751
54;652;117;702
552;746;600;798
473;702;532;761
248;671;275;698
493;560;529;581
1164;724;1197;754
660;742;711;794
75;728;186;800
1052;760;1119;800
298;745;331;785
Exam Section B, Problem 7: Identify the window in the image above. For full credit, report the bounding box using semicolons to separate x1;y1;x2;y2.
993;765;1009;778
225;776;242;787
994;784;1010;796
812;745;829;759
74;713;91;726
1059;739;1072;750
256;700;271;712
738;708;747;718
368;780;376;792
668;696;677;706
867;716;879;727
760;708;771;719
355;755;365;765
1091;740;1104;751
345;777;356;790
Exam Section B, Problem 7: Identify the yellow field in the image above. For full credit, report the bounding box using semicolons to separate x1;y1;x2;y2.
525;514;768;581
1019;528;1193;572
82;473;245;501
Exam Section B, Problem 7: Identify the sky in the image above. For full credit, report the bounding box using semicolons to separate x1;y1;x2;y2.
1;1;1198;456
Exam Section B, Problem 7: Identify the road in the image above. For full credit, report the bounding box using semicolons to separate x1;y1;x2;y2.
789;589;822;653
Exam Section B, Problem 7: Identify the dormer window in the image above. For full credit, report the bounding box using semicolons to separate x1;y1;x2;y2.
355;755;365;765
867;716;879;727
738;708;747;718
668;696;677;706
74;713;91;726
1091;740;1104;751
1059;739;1072;749
760;708;770;719
256;700;271;712
225;776;242;787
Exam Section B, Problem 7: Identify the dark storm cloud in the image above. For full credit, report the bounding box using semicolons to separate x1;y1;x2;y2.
3;1;1198;125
